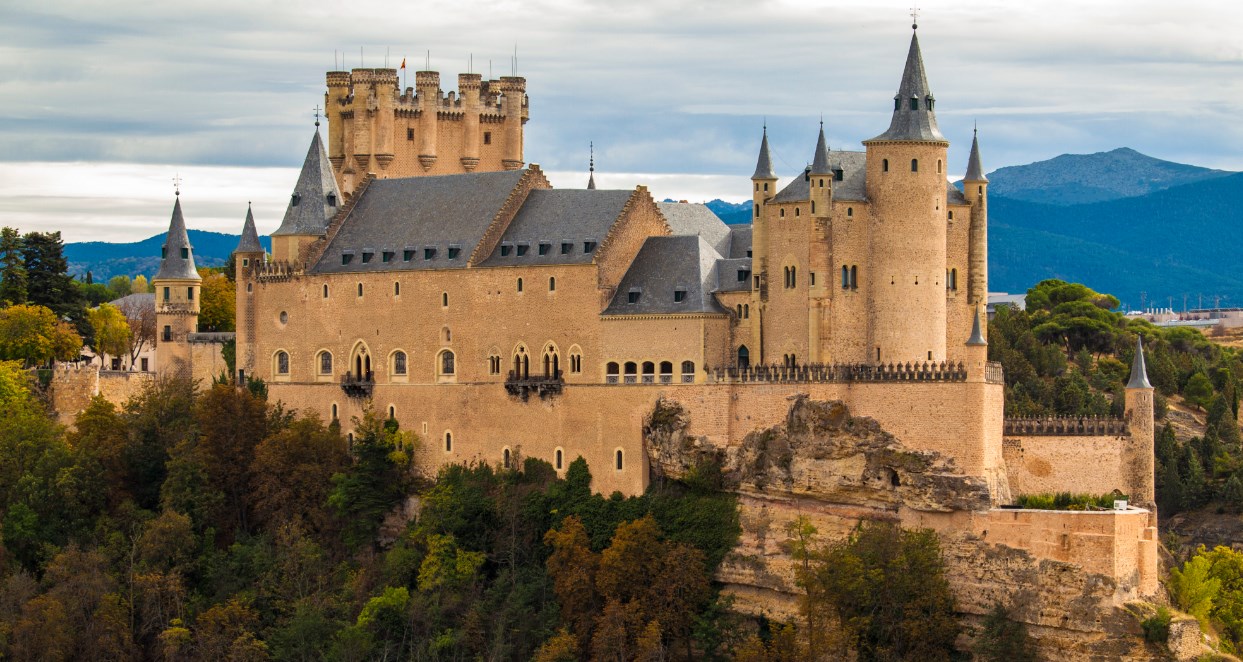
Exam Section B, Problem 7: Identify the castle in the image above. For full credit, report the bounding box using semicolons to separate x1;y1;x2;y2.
138;26;1170;654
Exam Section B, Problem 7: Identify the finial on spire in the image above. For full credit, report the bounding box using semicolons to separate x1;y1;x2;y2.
314;105;322;128
910;3;919;30
173;173;182;197
587;142;597;190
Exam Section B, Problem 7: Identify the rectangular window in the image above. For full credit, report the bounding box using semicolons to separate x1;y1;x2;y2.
403;249;414;261
141;358;148;371
162;325;171;341
342;253;353;265
627;290;641;304
424;248;437;260
407;128;414;141
561;242;572;255
538;243;550;256
382;251;394;263
500;244;513;257
187;287;194;300
810;272;816;286
361;252;373;263
162;287;170;301
484;131;491;145
516;243;529;256
242;258;249;267
674;289;686;302
737;269;750;282
584;241;597;253
180;247;189;259
447;247;460;259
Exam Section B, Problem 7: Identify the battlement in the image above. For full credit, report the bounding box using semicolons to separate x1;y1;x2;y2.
1004;416;1129;436
256;260;301;282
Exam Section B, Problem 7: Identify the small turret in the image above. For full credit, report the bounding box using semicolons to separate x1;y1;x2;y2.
809;122;832;215
153;193;201;378
966;304;987;346
234;204;264;383
965;126;989;305
1125;335;1156;515
964;126;987;185
234;204;264;256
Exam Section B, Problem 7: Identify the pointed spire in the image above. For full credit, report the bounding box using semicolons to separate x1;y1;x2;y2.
810;121;832;175
587;141;596;190
967;304;987;346
964;125;988;182
867;30;946;143
752;125;776;180
235;203;264;254
1127;336;1153;389
154;197;201;281
272;129;344;237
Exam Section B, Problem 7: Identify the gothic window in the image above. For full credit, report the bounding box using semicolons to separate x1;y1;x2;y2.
392;351;407;375
514;345;530;379
440;350;455;375
737;345;750;369
319;351;333;375
276;351;290;375
542;344;560;378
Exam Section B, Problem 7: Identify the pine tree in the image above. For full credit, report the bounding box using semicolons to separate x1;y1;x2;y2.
22;231;85;334
0;227;27;305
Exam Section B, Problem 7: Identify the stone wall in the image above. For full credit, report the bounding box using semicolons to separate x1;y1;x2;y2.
1004;435;1137;497
98;370;156;409
46;363;155;426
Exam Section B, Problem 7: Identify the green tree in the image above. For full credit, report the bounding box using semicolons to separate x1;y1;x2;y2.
106;274;132;300
23;231;85;334
328;411;410;549
88;302;131;362
1171;553;1221;627
250;413;348;536
976;603;1036;662
0;227;27;305
193;383;269;538
1185;372;1215;411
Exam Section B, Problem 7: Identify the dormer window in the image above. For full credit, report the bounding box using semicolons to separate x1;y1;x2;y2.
516;243;529;257
291;193;301;206
382;251;394;263
674;288;687;303
738;269;750;282
627;289;641;304
894;97;900;111
327;193;337;207
181;247;189;259
500;243;513;257
447;246;461;259
927;97;934;110
403;249;415;261
584;241;597;253
561;242;572;255
909;97;918;110
342;252;354;265
424;247;437;260
834;168;844;182
361;251;373;263
538;242;550;256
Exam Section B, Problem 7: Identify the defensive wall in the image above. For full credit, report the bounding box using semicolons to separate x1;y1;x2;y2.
46;363;155;426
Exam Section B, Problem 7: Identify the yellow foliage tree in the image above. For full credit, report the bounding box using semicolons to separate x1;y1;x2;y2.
88;302;131;361
0;303;83;367
198;269;235;332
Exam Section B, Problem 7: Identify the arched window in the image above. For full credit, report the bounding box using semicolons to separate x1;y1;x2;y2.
442;292;448;307
737;304;743;318
606;361;620;384
743;304;749;318
555;448;563;470
937;159;943;174
488;350;502;375
882;159;889;172
394;281;401;296
319;351;333;375
275;351;289;375
543;344;560;379
641;361;655;384
841;265;850;289
624;361;637;384
911;159;919;172
445;432;452;452
569;346;582;374
331;403;338;420
737;345;750;369
517;277;523;292
440;350;455;375
659;361;673;383
615;449;624;471
779;208;785;218
549;276;556;291
753;204;759;218
847;207;853;217
392;351;407;375
442;326;451;343
681;361;695;383
503;448;512;469
790;266;796;287
388;405;395;419
513;345;530;379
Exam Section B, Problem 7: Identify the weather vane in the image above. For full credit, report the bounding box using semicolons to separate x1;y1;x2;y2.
173;173;182;197
910;3;919;29
314;105;322;127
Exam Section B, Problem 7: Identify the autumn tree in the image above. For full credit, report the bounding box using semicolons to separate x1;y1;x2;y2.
0;227;26;306
0;304;83;367
114;292;156;368
106;274;132;300
88;302;131;363
69;395;133;510
131;274;150;294
193;383;269;537
198;268;235;332
250;413;349;536
545;515;600;647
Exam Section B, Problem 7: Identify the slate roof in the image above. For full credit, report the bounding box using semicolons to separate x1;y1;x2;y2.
273;131;344;237
603;235;728;316
965;129;988;182
714;257;753;293
1128;336;1153;389
480;189;632;267
310;170;527;274
752;129;776;180
947;183;968;205
657;202;731;256
770;151;868;203
110;292;155;311
868;31;946;143
727;225;752;259
810;125;832;175
235;204;264;254
154;197;201;281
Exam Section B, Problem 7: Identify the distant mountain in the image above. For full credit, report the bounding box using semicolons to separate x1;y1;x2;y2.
703;199;751;225
65;230;272;281
986;147;1234;206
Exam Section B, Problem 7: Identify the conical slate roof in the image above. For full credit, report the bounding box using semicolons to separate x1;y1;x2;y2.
810;123;832;175
235;204;264;254
1128;336;1153;389
964;128;988;182
868;30;946;143
154;197;201;281
966;304;987;346
272;130;343;236
752;128;776;180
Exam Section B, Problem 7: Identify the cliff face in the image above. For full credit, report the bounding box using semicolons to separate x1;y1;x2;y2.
645;396;1170;661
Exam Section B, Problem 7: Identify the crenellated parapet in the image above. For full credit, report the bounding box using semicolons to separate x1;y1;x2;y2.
1003;416;1129;436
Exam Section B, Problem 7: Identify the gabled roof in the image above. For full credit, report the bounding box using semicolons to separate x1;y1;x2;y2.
603;235;728;316
727;226;752;259
658;202;731;256
714;257;753;293
868;31;946;143
154;197;201;281
272;130;344;237
235;204;264;254
481;189;632;266
947;183;968;205
309;169;528;273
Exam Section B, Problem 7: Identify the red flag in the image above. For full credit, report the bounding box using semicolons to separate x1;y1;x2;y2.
400;58;406;70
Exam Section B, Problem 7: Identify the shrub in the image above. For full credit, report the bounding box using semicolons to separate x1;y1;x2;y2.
1141;606;1171;643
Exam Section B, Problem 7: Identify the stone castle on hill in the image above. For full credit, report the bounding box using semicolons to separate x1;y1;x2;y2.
53;25;1177;658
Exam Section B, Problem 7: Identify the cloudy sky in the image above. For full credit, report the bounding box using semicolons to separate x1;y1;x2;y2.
2;0;1241;242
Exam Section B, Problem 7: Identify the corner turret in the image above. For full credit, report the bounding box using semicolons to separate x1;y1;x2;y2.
750;127;778;304
1125;336;1156;514
964;127;989;306
271;129;343;264
809;122;832;215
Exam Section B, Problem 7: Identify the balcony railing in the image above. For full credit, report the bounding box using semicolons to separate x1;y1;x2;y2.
708;360;970;384
341;370;374;398
505;370;564;401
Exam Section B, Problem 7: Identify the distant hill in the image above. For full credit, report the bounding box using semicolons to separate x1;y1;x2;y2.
986;147;1234;206
65;230;272;281
703;199;751;225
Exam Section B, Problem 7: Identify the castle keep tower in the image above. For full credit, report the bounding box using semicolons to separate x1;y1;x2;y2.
862;27;950;364
325;67;529;197
153;195;201;376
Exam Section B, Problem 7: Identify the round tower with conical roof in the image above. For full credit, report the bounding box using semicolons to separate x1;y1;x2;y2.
963;127;989;307
862;26;950;364
153;194;202;377
233;204;265;383
1125;336;1156;514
